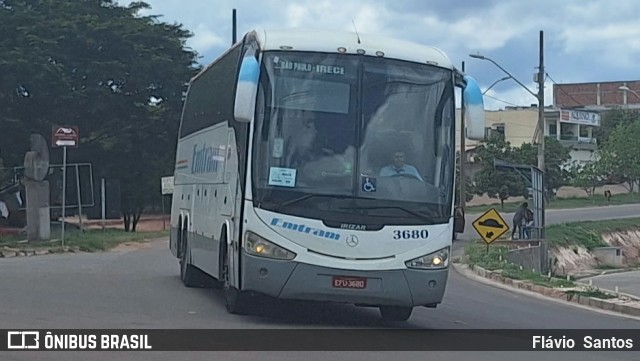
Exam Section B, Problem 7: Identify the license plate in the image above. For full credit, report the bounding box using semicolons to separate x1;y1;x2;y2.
332;276;367;289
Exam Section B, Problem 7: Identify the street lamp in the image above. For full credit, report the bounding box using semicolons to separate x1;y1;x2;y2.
618;85;640;101
469;49;545;172
482;76;512;95
470;54;538;99
469;31;546;241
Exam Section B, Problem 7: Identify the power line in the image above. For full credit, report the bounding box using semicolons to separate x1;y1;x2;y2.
545;72;588;108
482;93;526;108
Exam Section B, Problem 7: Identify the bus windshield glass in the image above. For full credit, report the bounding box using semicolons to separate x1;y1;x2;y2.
252;52;455;225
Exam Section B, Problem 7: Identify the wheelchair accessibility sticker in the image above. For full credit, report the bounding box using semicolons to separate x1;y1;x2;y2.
361;176;377;192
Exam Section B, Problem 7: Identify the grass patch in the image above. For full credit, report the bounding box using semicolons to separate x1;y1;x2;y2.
501;268;574;288
466;192;640;214
464;242;511;271
464;241;576;288
566;286;617;300
0;233;21;244
0;229;168;252
545;217;640;249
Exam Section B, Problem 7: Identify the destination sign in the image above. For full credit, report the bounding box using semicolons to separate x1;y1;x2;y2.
274;59;345;75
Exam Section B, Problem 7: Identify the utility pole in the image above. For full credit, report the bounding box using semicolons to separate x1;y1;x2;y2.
469;32;546;240
537;30;546;239
537;30;545;172
459;61;466;212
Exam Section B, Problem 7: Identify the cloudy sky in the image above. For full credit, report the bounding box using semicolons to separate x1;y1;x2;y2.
127;0;640;110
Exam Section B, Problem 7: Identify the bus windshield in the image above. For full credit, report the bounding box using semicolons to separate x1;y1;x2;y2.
252;51;455;226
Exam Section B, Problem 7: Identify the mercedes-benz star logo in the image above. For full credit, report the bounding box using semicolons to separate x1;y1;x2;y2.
345;235;359;247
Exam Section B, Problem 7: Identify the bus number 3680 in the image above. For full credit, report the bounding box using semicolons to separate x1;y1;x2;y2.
393;230;429;240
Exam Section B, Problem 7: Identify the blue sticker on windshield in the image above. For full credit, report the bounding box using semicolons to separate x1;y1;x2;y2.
361;176;377;192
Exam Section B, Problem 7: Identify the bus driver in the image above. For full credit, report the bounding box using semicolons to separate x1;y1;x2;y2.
379;150;424;182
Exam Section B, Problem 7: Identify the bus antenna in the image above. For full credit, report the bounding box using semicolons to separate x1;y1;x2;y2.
352;20;361;44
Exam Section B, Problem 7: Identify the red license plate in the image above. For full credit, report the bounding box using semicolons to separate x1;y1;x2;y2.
332;276;367;289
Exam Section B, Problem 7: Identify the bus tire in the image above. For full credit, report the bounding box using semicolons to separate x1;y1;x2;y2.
176;216;183;258
179;225;200;287
222;240;249;315
379;306;413;322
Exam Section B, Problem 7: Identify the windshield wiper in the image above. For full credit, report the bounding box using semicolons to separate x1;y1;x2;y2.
275;194;373;211
338;205;438;223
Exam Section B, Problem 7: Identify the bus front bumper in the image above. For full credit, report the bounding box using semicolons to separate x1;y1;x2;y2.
241;253;448;307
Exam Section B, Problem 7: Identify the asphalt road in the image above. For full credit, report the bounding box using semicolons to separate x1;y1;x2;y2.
2;205;640;361
583;271;640;298
2;238;637;330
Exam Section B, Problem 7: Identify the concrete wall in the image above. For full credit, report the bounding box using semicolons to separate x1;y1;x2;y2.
504;241;550;274
568;149;599;164
455;108;537;151
554;81;640;108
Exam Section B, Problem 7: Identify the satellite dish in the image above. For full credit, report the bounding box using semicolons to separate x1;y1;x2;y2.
23;134;50;182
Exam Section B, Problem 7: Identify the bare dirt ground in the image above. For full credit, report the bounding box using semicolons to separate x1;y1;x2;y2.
112;240;156;252
69;215;170;232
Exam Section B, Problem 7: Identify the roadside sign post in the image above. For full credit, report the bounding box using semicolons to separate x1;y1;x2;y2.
471;208;510;253
62;146;67;244
101;178;106;231
75;163;83;232
52;126;79;246
161;176;174;231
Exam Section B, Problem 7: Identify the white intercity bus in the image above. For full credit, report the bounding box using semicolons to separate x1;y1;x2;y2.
170;28;485;321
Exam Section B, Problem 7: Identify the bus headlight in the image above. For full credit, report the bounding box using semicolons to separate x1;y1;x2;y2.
245;232;296;260
405;247;450;269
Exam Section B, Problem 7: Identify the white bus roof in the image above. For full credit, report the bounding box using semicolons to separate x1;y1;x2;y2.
252;28;454;70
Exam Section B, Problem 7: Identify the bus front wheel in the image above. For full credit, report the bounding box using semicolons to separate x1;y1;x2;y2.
179;227;200;287
222;242;249;315
379;306;413;322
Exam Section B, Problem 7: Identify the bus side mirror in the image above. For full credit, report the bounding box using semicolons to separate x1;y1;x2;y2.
463;75;485;141
454;206;465;233
234;56;260;123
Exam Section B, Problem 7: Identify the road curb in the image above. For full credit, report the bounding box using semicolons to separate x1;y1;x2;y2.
453;262;640;318
1;246;81;258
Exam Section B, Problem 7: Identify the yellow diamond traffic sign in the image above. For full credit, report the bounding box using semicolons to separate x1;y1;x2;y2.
472;208;510;245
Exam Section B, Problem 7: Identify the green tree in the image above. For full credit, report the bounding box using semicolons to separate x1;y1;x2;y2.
592;109;640;189
454;151;474;206
498;185;510;209
594;108;640;147
0;157;7;186
515;137;572;196
568;161;605;197
472;136;572;202
472;135;528;203
0;0;200;230
598;120;640;194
